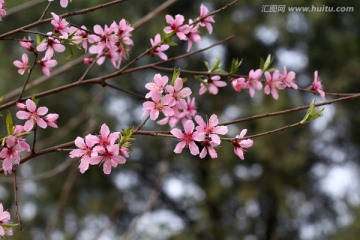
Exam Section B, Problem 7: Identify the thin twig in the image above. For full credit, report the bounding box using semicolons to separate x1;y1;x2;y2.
31;126;37;154
18;53;38;101
220;93;360;126
13;169;23;231
0;0;127;39
6;0;46;16
38;0;52;21
132;0;178;29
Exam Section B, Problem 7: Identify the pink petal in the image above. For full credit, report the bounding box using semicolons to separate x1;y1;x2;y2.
184;120;195;134
74;136;86;149
37;106;48;116
36;118;47;128
170;128;184;139
16;111;31;120
174;141;186;153
25;99;36;112
188;141;199;155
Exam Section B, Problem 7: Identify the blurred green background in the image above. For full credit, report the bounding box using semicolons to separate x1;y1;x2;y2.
1;0;360;239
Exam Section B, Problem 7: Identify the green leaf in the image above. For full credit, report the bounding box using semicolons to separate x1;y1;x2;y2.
66;45;74;60
171;68;181;86
0;95;5;103
300;99;325;124
230;58;242;73
210;58;221;72
31;95;38;105
6;111;14;135
204;61;210;71
120;126;136;146
168;41;177;47
194;76;208;86
213;69;228;75
261;54;273;72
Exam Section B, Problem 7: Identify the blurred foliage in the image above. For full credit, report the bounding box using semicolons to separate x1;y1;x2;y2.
0;0;360;239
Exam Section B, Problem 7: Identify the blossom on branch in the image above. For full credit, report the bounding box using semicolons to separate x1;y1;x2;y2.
309;70;325;99
0;203;12;236
198;4;215;34
171;120;205;156
232;129;253;160
13;53;30;75
16;99;59;131
0;135;30;175
70;124;128;174
150;34;169;60
164;14;189;40
38;58;58;76
199;75;227;95
264;70;286;100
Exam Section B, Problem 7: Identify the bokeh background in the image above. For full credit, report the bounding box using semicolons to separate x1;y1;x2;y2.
1;0;360;239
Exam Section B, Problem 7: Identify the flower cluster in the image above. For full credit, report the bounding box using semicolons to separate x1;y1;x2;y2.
0;203;12;237
16;99;59;132
143;74;195;127
230;67;325;99
13;13;134;76
0;126;30;175
163;4;214;52
69;124;129;174
87;19;134;69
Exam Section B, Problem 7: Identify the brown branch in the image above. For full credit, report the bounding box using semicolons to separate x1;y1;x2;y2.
0;0;127;39
132;0;178;29
221;93;360;126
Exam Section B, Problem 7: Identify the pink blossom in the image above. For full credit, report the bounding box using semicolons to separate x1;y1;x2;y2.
199;75;227;95
13;53;30;75
20;36;35;52
246;69;263;97
0;203;12;236
194;114;228;144
60;0;69;8
164;14;189;40
185;20;201;52
199;140;219;159
96;123;120;148
150;34;169;60
72;26;89;51
166;77;192;105
231;77;247;92
143;93;175;120
145;74;169;99
36;35;66;60
96;144;126;174
198;4;215;34
43;113;59;128
38;58;57;76
232;129;253;160
309;70;325;99
0;0;6;21
16;99;48;131
0;136;29;175
70;135;102;173
170;120;205;155
112;19;134;46
50;12;70;38
280;66;298;89
264;70;286;100
83;57;94;65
